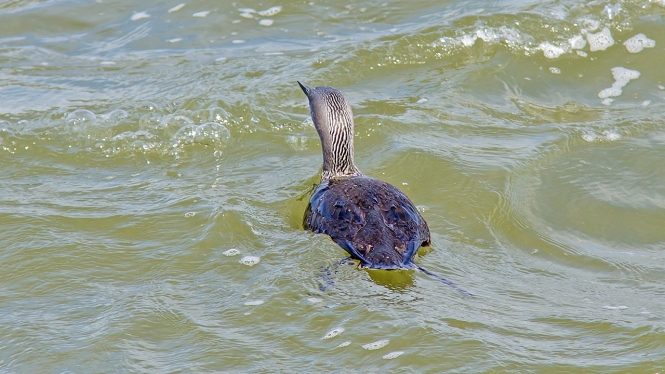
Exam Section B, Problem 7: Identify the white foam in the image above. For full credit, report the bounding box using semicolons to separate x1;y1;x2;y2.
416;98;428;104
258;6;282;16
244;299;264;306
576;50;588;57
598;87;621;99
362;339;389;350
240;12;255;19
223;248;240;256
336;341;351;348
131;12;150;21
569;34;586;49
603;131;621;141
238;8;256;13
232;40;245;44
307;297;322;303
642;100;651;106
168;3;185;13
460;34;477;47
259;19;274;26
549;67;561;74
168;38;182;43
603;305;627;310
659;85;665;90
597;67;640;99
586;27;614;52
582;133;596;142
239;256;260;266
383;351;404;359
185;212;195;217
539;42;567;59
601;98;614;106
193;11;209;17
322;327;345;339
581;18;601;32
623;33;655;53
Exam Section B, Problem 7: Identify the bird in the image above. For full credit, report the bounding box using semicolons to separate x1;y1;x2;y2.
298;81;470;295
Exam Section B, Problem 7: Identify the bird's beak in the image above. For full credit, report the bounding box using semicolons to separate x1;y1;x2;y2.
297;81;312;97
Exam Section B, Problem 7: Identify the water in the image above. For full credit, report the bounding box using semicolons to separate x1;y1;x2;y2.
1;0;664;372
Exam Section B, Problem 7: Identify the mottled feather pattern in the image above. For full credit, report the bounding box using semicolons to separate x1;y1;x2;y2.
304;176;430;269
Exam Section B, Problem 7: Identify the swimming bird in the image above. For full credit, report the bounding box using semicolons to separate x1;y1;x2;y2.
298;81;469;295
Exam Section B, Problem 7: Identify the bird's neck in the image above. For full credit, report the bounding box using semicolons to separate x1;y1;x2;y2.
320;122;361;182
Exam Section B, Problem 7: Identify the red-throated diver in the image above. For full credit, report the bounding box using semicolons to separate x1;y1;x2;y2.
298;81;470;295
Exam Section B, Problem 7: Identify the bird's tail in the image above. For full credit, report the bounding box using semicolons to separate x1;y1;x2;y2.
414;264;474;298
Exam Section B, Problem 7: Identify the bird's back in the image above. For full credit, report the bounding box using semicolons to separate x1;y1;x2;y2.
304;176;430;269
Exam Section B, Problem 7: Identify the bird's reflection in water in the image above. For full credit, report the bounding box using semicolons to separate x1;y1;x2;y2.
317;258;415;292
365;268;415;291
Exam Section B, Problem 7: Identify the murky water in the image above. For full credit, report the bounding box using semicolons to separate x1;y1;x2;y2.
1;0;664;372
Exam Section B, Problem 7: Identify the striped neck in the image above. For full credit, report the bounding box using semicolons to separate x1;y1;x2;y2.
320;118;362;182
297;82;363;183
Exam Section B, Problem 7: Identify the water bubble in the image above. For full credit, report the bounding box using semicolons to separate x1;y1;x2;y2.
322;327;345;339
171;122;230;148
336;341;351;348
160;115;195;136
196;106;231;124
106;109;128;121
139;101;159;112
185;212;196;218
239;256;260;266
383;351;404;359
66;109;96;126
223;248;240;256
549;67;561;74
362;339;389;350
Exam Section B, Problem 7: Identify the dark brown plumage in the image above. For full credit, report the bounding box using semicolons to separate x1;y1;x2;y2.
304;176;430;269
